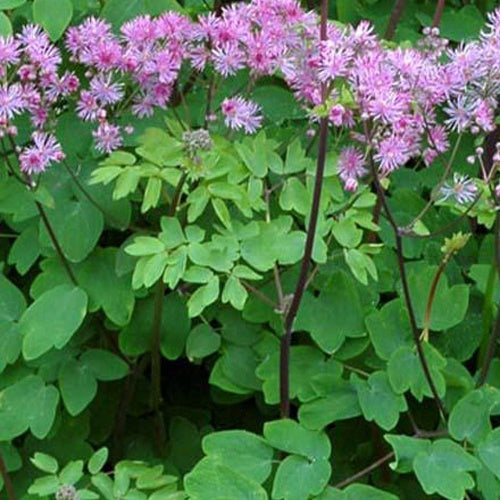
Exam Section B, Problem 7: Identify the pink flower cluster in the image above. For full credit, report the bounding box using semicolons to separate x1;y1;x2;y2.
0;0;498;194
0;26;78;173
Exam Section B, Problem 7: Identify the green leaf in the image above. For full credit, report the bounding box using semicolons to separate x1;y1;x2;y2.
0;323;22;372
384;435;431;474
0;274;26;322
0;12;12;37
365;299;412;361
33;0;73;41
59;460;84;485
160;293;191;360
59;358;98;416
160;217;186;249
0;0;26;7
332;217;363;248
0;375;59;440
202;430;273;483
406;264;469;331
319;484;398;500
30;452;59;474
478;428;500;480
126;236;165;256
448;388;499;445
187;276;220;317
387;343;447;401
186;324;221;360
264;419;331;460
295;272;365;353
119;294;189;357
413;439;481;500
221;276;248;310
80;349;128;381
352;372;407;431
241;217;305;271
252;86;305;123
88;447;109;475
39;198;103;263
102;0;146;26
298;380;361;430
74;248;135;326
8;225;40;275
256;345;343;405
272;455;331;500
20;285;88;360
184;457;267;500
145;0;185;15
28;475;60;496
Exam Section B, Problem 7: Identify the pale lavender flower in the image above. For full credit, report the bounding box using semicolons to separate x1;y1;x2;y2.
338;146;366;191
221;96;262;133
19;132;64;174
90;74;124;105
440;173;478;204
93;121;123;153
0;84;24;120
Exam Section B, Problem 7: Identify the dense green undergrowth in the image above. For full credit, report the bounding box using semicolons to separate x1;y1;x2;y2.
0;0;499;499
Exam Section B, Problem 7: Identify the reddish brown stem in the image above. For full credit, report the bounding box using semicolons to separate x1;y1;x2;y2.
280;0;329;419
384;0;406;40
432;0;446;28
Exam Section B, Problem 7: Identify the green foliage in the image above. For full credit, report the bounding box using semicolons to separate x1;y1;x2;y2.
0;2;498;499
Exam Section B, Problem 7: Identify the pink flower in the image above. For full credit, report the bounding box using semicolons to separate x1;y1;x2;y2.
93;121;122;153
221;96;262;134
374;135;410;173
338;146;366;191
19;132;64;174
89;74;124;105
0;84;24;120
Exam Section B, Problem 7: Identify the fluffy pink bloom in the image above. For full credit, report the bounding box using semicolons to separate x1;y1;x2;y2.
221;96;262;133
0;84;24;120
338;147;367;191
374;135;410;173
19;132;64;174
89;74;124;105
93;121;122;153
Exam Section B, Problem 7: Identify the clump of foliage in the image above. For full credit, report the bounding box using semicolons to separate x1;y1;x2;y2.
0;0;499;499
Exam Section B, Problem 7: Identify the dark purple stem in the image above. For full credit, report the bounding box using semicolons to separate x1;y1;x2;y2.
384;0;406;40
279;0;329;418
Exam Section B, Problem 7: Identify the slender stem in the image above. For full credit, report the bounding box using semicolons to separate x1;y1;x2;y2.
0;452;17;500
477;209;500;386
402;193;481;239
432;0;446;28
421;254;451;342
1;139;78;286
279;0;329;419
478;305;500;386
36;201;78;286
366;135;446;421
334;452;395;489
149;172;188;455
62;160;129;230
150;279;166;456
407;134;463;230
334;428;449;489
241;281;278;309
384;0;406;40
273;265;285;312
